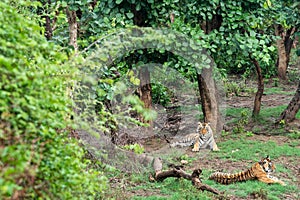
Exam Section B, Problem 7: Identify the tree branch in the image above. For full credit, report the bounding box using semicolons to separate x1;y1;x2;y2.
151;158;220;195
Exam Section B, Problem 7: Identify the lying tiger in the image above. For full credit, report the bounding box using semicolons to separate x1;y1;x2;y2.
209;155;286;185
170;122;219;151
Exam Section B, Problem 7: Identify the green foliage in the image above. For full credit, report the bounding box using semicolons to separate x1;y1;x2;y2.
287;130;300;139
224;78;255;97
151;83;172;107
0;2;106;199
228;109;253;135
123;143;145;154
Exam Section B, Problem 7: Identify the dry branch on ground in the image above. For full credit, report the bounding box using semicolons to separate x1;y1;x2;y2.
151;158;220;195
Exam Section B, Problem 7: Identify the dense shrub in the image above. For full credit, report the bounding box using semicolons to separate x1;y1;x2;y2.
0;2;106;199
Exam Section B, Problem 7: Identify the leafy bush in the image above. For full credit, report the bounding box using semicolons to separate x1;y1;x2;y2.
123;144;145;154
151;83;172;107
232;109;250;134
0;2;106;199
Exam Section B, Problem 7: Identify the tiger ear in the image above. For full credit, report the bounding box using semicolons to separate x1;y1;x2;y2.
198;122;203;126
259;157;265;165
266;155;270;159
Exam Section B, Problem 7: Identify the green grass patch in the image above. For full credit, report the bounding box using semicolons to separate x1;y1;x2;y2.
263;87;295;95
214;139;300;161
260;105;287;119
259;105;300;120
131;178;214;200
107;139;299;199
226;108;250;118
203;175;298;200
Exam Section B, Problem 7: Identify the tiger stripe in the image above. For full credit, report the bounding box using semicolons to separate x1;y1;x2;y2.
209;156;286;185
170;122;219;151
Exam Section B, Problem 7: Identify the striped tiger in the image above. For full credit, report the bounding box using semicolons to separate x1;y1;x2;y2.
170;122;219;151
209;155;286;185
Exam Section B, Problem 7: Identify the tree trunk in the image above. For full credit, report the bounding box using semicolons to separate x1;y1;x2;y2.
250;56;264;117
276;80;300;124
132;6;152;131
138;67;153;130
38;0;58;40
44;14;53;40
197;67;221;136
197;74;212;122
275;24;297;81
197;10;223;135
66;7;78;53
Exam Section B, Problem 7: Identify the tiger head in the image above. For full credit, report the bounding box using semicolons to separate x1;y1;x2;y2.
259;155;276;173
197;122;211;135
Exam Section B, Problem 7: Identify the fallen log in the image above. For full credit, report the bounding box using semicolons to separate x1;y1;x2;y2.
151;158;220;195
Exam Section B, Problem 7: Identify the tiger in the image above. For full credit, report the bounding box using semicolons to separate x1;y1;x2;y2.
209;155;286;185
170;122;219;151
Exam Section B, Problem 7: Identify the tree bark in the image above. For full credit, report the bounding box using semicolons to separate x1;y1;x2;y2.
197;10;223;135
275;24;297;81
38;0;59;40
197;74;212;122
66;7;78;53
138;67;153;130
197;68;221;137
276;80;300;124
44;16;53;40
250;56;264;117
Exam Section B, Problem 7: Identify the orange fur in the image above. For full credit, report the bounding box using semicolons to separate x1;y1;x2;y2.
170;122;219;151
209;156;285;185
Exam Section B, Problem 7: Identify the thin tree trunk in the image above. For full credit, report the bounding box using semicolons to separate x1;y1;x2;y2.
66;7;78;53
275;24;297;81
132;6;153;131
276;80;300;124
197;74;212;122
38;0;59;40
138;67;153;130
250;56;264;117
43;0;53;40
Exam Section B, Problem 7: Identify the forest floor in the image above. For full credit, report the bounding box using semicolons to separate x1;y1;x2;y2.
80;80;300;200
134;81;299;200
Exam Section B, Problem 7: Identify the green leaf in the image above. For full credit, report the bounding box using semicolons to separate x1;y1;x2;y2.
126;12;134;19
268;46;275;51
116;0;123;4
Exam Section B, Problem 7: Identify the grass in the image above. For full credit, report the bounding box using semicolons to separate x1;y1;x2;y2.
131;178;215;200
106;137;299;200
263;87;295;95
204;177;299;200
212;139;300;161
104;84;300;200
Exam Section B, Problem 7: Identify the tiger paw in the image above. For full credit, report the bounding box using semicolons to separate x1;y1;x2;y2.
212;146;220;151
279;181;286;186
192;147;200;152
